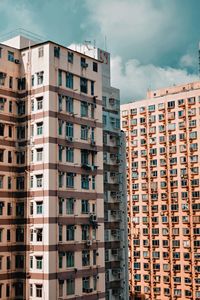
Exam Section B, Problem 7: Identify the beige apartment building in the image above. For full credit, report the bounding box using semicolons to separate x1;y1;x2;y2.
0;33;105;299
121;82;200;300
69;44;129;300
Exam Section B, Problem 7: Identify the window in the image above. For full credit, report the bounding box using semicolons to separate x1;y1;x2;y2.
58;95;63;112
36;174;43;188
66;147;74;162
66;123;73;138
81;125;88;140
59;198;63;215
8;126;12;138
16;227;24;242
36;228;43;242
58;120;63;135
168;101;175;108
148;105;155;112
66;72;73;89
82;225;89;240
189;131;197;140
81;200;89;214
8;77;13;89
0;72;6;86
80;77;88;93
92;175;95;189
0;175;4;189
7;233;11;244
66;279;75;295
0;47;2;58
54;46;60;58
93;250;97;265
81;57;88;68
58;145;63;162
59;225;62;242
30;176;33;188
66;251;74;267
91;81;94;95
15;282;23;297
30;284;33;297
0;123;4;136
82;277;90;292
81;175;89;189
36;97;43;110
0;149;4;162
93;62;98;72
66;225;74;241
58;69;62;86
82;250;90;266
68;51;74;63
16;202;24;217
17;101;25;116
36;256;43;269
36;201;43;214
66;173;74;188
93;275;97;290
36;148;43;161
31;75;34;87
58;172;64;188
66;96;73;113
36;284;43;298
29;202;34;216
81;101;88;117
38;47;44;57
16;176;24;190
6;176;11;190
37;71;44;85
81;150;89;165
0;97;5;111
7;203;12;216
8;51;14;62
66;198;74;214
37;122;43;135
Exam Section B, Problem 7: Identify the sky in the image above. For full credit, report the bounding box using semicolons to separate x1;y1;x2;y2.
0;0;200;103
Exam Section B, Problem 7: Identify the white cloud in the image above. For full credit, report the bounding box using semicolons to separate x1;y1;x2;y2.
111;56;199;102
179;53;197;68
85;0;181;63
0;0;43;39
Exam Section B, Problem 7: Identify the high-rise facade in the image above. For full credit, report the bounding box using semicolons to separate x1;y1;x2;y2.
69;45;129;300
121;82;200;300
0;34;105;299
99;50;128;300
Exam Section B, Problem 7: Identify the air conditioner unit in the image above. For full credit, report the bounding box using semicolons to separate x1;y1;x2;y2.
15;59;20;64
85;288;93;293
0;72;6;78
81;63;88;69
91;165;97;171
90;140;96;146
89;214;97;223
66;137;73;142
86;240;92;247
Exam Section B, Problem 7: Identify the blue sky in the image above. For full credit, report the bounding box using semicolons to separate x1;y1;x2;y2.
0;0;200;102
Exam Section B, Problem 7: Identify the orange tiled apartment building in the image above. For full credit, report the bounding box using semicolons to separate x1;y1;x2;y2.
121;82;200;300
